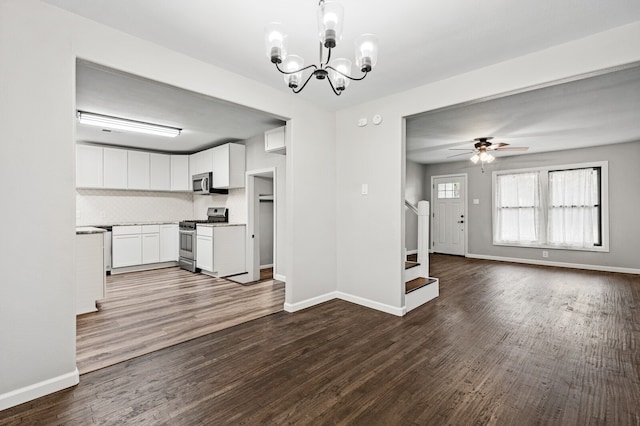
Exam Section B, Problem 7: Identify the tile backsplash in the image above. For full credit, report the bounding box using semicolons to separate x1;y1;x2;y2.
76;188;247;226
76;189;194;226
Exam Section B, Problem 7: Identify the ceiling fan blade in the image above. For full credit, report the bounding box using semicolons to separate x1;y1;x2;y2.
447;152;473;158
448;148;475;151
494;147;529;151
488;142;510;150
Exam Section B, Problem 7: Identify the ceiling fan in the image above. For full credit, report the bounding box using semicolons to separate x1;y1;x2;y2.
449;137;529;172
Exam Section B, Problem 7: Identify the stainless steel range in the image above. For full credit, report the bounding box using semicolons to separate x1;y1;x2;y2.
178;207;228;272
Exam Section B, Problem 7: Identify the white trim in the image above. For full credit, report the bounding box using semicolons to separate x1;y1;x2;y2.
0;368;79;411
110;261;177;275
336;292;405;317
406;249;418;255
430;173;468;256
274;273;286;282
260;264;274;269
283;291;406;316
284;291;336;313
466;253;640;275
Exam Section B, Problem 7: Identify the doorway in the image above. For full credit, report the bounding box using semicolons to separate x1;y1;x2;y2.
431;174;467;256
246;168;277;282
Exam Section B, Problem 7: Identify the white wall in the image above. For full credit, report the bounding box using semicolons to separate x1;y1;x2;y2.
76;189;193;226
0;0;335;409
0;0;78;410
335;21;640;314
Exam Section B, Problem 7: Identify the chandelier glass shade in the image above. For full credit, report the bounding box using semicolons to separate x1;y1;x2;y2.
265;0;378;95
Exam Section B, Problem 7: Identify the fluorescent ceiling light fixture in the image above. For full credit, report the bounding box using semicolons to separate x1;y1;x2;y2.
77;111;182;138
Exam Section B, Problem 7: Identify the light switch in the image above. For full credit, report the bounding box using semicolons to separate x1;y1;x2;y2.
473;198;480;205
361;184;369;195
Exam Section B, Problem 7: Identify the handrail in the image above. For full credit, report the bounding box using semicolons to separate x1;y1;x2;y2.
404;199;418;215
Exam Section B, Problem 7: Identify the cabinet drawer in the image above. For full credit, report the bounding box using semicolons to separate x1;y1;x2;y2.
196;225;213;237
142;224;160;234
113;225;142;235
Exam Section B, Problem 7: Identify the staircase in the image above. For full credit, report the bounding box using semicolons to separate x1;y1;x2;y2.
404;200;439;313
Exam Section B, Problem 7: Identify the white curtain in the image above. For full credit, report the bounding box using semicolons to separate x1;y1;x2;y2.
495;172;541;244
548;168;599;248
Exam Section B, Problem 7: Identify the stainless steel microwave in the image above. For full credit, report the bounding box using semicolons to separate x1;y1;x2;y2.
192;172;228;195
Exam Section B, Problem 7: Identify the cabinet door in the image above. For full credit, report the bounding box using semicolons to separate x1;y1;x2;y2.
142;233;160;264
76;145;103;188
128;150;150;190
103;147;128;189
189;149;213;176
212;143;245;189
160;224;178;262
265;126;286;154
170;155;190;191
150;153;171;191
196;235;213;272
112;234;142;267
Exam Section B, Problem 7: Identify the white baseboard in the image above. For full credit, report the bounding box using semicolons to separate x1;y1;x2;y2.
336;292;405;317
260;264;274;269
110;261;177;275
0;368;79;411
466;253;640;275
406;249;418;255
283;291;406;317
284;291;336;313
274;273;286;282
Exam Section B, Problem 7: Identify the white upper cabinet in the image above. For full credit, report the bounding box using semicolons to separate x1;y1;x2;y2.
212;143;246;188
265;126;286;155
170;155;190;191
150;153;171;191
127;150;150;190
189;149;213;176
76;145;103;188
103;147;128;189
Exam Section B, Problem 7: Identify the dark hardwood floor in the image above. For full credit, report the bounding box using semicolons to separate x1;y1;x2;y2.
2;255;639;425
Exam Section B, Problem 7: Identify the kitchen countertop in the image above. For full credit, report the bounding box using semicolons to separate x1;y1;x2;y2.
76;226;108;235
196;223;246;227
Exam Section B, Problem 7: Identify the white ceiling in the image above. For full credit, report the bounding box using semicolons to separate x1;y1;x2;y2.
76;61;285;153
406;65;640;164
46;1;640;157
44;0;640;111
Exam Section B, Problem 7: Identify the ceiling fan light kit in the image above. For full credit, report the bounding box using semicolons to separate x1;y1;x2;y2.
265;0;378;96
448;137;528;172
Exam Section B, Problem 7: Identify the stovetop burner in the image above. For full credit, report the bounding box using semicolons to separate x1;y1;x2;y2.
179;207;228;230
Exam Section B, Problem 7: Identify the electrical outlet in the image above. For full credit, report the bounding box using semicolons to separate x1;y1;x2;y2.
542;250;549;258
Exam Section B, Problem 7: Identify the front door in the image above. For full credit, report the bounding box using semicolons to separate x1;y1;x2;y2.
432;175;466;256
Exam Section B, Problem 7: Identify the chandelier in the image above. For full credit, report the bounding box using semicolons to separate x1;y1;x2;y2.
265;0;379;95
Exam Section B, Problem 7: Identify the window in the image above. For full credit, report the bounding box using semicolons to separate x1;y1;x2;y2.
493;162;608;252
548;167;601;248
437;182;460;199
494;172;540;244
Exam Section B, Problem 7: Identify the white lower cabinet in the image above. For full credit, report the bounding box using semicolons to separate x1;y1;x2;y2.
142;225;160;264
112;224;177;269
196;225;245;277
112;227;142;268
196;233;213;272
160;224;178;262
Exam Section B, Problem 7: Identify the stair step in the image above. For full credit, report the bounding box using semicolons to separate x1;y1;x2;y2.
405;277;438;294
405;261;420;270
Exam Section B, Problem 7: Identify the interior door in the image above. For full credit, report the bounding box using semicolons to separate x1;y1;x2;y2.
432;175;466;256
